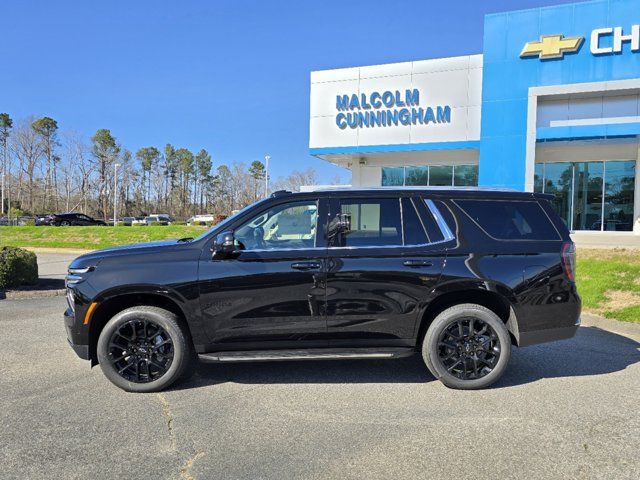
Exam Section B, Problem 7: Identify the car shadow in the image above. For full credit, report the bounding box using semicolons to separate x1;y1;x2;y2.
173;326;640;391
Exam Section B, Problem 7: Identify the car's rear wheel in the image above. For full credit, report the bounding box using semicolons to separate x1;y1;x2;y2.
97;306;192;392
60;220;70;226
422;303;511;390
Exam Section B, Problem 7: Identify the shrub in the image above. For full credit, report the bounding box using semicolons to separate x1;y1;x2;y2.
24;219;36;226
0;247;38;289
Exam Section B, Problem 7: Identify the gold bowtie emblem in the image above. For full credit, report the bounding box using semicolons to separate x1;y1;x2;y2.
520;34;584;60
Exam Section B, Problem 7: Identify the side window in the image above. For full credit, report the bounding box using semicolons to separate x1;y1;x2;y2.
337;198;402;247
417;198;447;243
235;201;318;250
455;199;560;240
402;198;429;245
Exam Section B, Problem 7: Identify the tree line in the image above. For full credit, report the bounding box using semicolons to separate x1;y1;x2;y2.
0;113;323;221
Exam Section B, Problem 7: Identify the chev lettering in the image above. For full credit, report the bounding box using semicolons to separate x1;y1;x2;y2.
591;25;640;54
335;89;451;130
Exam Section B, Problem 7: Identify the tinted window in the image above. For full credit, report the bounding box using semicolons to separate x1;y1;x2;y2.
235;201;318;250
418;198;446;243
456;199;559;240
338;198;401;247
402;198;429;245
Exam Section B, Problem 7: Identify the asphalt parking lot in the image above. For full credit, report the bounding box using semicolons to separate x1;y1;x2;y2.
1;296;639;480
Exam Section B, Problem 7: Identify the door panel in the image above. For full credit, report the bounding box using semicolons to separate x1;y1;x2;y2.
325;196;446;346
326;247;445;345
198;249;327;348
197;198;329;350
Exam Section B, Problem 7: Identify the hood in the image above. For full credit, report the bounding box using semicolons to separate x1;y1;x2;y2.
68;239;187;269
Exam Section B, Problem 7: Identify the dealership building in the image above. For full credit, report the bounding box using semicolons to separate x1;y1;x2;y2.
309;0;640;233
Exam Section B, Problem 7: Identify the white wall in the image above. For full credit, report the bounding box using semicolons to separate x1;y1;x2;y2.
309;55;483;149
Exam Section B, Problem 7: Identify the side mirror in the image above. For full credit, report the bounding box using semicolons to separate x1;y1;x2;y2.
212;230;236;258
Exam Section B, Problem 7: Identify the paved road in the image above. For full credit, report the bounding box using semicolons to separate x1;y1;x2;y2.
31;250;83;280
1;297;639;480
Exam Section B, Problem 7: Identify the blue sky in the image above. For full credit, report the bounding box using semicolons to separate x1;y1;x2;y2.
1;0;576;183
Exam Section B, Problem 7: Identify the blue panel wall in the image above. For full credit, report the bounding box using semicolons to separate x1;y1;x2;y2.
479;0;640;190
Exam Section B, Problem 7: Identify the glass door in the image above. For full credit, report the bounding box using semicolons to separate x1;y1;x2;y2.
535;160;636;232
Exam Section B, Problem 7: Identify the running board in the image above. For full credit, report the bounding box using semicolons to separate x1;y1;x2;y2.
198;347;415;363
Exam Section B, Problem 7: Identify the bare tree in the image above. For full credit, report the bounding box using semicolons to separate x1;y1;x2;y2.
273;168;319;192
11;118;44;213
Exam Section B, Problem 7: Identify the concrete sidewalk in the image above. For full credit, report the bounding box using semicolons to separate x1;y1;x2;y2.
571;231;640;249
30;249;85;280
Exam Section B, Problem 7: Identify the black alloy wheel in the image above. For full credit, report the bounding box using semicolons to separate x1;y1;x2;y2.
422;303;511;390
97;306;192;392
436;317;500;380
107;319;174;383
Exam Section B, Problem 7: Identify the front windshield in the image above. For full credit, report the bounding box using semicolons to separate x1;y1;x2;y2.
192;198;270;242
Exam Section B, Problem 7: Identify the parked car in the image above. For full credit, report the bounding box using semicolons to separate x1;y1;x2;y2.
187;214;215;225
131;216;147;226
121;216;136;225
34;214;52;226
64;188;580;392
45;213;106;226
144;214;171;225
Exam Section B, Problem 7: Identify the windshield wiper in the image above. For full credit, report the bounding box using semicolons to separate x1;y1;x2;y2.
177;237;194;243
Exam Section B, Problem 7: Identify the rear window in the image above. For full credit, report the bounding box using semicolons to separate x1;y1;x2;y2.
455;199;559;240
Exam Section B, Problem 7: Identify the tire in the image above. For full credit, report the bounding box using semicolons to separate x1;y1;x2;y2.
60;221;70;226
422;303;511;390
97;306;193;393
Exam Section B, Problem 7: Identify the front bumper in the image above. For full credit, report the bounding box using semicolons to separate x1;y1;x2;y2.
64;307;90;360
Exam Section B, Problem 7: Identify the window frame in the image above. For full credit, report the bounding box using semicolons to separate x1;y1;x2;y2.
231;198;323;252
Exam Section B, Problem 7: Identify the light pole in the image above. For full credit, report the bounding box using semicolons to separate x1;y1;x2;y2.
264;155;271;197
1;172;4;217
113;163;120;226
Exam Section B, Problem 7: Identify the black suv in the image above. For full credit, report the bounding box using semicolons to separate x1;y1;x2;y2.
64;188;580;392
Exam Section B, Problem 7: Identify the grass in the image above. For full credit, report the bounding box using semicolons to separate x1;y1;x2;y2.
1;227;638;323
576;249;640;323
0;225;207;250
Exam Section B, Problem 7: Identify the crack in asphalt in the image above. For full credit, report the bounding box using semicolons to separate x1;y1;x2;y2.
179;452;205;480
157;393;207;480
157;393;177;452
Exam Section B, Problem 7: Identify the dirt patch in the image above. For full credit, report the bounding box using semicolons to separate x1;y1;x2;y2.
578;248;640;263
600;290;640;312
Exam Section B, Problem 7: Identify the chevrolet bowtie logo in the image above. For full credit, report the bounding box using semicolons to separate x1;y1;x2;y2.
520;34;584;60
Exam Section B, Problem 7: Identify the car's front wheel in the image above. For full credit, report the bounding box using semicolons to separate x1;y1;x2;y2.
422;303;511;390
97;306;193;392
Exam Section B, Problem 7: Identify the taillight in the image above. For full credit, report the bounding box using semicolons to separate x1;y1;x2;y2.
561;242;576;281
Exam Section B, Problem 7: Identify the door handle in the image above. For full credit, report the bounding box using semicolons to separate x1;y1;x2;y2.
291;262;321;271
403;260;433;268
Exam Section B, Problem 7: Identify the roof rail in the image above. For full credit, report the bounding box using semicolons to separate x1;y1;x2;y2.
270;190;292;198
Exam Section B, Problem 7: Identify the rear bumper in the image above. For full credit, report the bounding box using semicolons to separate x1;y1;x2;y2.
517;318;580;347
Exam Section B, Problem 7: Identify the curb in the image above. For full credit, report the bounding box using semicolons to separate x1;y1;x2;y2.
580;312;640;337
1;288;66;300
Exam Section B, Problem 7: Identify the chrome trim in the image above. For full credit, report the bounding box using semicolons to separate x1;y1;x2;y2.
65;274;84;285
425;199;455;242
68;266;94;274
